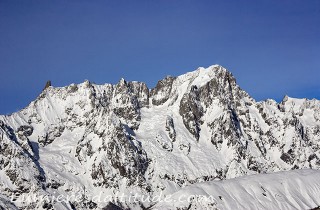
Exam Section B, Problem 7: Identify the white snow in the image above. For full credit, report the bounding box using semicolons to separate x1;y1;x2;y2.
155;169;320;210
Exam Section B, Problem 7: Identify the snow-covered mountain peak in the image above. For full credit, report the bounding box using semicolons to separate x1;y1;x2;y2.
174;64;233;88
1;64;320;209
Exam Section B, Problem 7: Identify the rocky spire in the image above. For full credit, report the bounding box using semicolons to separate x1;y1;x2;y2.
43;80;52;91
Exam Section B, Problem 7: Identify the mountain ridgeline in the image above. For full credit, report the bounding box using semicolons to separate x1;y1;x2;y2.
0;65;320;209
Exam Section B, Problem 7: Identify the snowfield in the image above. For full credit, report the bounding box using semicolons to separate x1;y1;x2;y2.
155;169;320;210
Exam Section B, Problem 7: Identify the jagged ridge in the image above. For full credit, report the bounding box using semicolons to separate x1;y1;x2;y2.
0;65;320;209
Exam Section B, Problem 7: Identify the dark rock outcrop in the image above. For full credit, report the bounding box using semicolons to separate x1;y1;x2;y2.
43;80;52;91
150;76;175;105
179;85;203;140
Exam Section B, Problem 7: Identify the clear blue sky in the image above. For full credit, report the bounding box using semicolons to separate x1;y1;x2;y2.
0;0;319;114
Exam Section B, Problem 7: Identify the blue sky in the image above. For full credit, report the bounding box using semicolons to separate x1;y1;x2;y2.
0;0;319;114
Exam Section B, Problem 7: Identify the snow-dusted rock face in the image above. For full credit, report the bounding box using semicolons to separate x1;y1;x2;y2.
0;65;320;209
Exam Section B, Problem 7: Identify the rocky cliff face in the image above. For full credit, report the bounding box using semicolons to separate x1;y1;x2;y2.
0;65;320;209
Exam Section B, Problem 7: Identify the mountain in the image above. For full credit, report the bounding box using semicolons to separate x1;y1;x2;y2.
0;65;319;209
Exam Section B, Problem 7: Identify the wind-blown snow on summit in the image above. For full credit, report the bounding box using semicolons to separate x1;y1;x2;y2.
0;65;320;209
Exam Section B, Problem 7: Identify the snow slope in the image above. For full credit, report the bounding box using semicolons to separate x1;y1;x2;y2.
155;169;320;210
